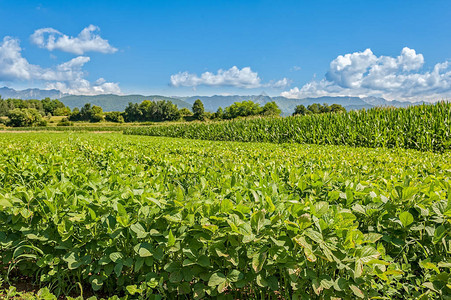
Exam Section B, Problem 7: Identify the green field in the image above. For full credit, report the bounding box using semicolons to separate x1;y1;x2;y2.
124;102;451;152
0;132;450;299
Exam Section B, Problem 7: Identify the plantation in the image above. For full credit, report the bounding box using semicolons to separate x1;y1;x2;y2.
124;102;451;152
0;132;450;299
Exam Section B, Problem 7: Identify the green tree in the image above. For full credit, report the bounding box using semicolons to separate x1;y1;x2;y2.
90;105;104;122
105;111;125;123
224;101;262;119
307;103;322;114
179;107;192;117
192;99;205;120
214;107;224;119
124;102;142;122
69;107;81;121
330;104;346;113
7;108;45;127
53;106;71;116
293;104;309;116
260;101;281;116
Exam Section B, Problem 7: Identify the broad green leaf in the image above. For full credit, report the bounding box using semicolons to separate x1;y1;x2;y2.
134;243;153;257
252;252;267;273
130;223;147;238
208;272;226;287
350;284;364;298
399;211;414;227
109;252;123;263
227;270;243;283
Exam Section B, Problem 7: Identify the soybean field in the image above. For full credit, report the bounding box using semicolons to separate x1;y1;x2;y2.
0;132;450;299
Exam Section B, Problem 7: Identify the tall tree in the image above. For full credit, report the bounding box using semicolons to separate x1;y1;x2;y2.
192;99;205;120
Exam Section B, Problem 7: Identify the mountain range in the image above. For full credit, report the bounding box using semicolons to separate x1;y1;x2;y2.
0;87;424;116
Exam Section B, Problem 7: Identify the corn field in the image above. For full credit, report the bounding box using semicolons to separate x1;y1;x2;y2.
124;102;451;152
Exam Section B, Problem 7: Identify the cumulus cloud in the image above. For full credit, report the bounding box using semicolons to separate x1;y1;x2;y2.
0;36;120;95
265;77;292;89
281;47;451;101
170;66;290;89
31;25;117;55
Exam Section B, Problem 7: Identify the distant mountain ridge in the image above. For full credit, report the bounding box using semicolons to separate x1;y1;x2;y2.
0;87;424;115
0;86;65;100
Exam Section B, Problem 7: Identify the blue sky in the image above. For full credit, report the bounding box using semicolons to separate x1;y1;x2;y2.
0;0;450;100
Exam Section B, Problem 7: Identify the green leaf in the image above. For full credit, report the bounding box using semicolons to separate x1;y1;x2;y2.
109;252;123;263
420;260;440;273
350;284;364;298
399;211;414;227
134;243;153;257
208;272;227;287
0;198;12;208
304;229;323;244
91;277;103;291
126;285;142;295
114;262;123;277
36;287;57;300
252;252;266;273
227;270;243;283
168;230;175;247
63;252;82;270
169;271;183;283
433;225;446;244
130;223;148;238
197;255;210;267
251;210;265;233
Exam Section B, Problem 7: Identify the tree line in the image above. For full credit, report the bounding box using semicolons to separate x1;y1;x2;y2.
67;99;286;123
0;96;346;127
0;98;71;117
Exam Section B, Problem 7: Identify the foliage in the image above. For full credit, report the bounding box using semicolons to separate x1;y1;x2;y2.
57;118;74;127
192;99;205;121
0;98;70;117
125;101;451;152
293;103;346;116
223;100;263;119
261;101;282;116
124;100;181;122
69;104;105;123
4;126;132;132
105;112;125;123
221;100;282;119
178;108;193;117
0;133;449;299
213;107;224;119
6;108;46;127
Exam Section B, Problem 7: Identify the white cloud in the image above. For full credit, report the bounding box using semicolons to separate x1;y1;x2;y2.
0;37;39;81
46;78;120;95
265;77;291;89
0;36;120;95
31;25;117;55
170;66;290;89
281;47;451;101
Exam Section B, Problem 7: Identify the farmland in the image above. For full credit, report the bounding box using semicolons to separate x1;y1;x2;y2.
124;102;451;152
0;132;450;299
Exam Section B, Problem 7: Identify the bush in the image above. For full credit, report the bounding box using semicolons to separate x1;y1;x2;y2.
57;118;74;126
105;111;125;123
7;108;45;127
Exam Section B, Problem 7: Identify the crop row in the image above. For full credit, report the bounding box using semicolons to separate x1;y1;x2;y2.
124;102;451;152
0;133;450;299
2;126;133;132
